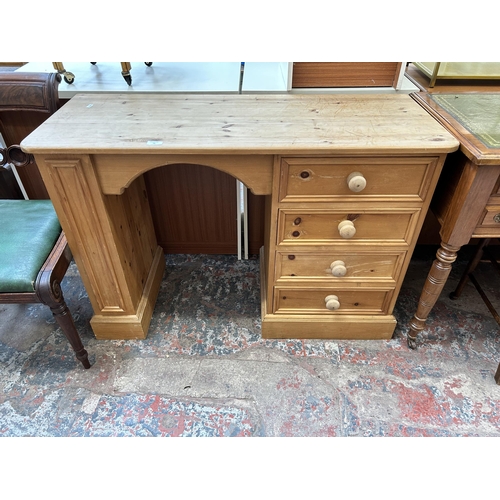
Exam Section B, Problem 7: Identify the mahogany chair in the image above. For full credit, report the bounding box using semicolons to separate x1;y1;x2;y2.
0;71;61;200
0;72;91;369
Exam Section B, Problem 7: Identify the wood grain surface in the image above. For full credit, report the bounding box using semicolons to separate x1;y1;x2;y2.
21;93;458;155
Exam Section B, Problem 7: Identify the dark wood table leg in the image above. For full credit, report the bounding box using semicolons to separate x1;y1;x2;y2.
408;241;461;349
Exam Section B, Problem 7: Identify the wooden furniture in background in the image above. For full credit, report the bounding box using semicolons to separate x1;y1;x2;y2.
413;62;500;88
406;63;500;94
405;63;500;247
291;62;403;89
0;72;63;200
52;62;153;86
408;92;500;352
20;93;458;341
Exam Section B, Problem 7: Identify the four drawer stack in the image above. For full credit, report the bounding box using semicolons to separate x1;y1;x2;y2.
261;155;444;339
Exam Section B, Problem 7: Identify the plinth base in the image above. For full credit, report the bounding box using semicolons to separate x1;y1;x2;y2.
90;246;165;340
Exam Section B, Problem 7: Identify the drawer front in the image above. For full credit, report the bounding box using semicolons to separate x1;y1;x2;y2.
472;205;500;237
274;287;393;315
279;157;437;202
275;251;405;282
278;210;418;245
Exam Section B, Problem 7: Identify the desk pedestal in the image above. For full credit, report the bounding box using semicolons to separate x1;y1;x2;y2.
37;154;164;339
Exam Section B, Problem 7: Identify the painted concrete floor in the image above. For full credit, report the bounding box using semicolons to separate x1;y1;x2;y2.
1;247;500;437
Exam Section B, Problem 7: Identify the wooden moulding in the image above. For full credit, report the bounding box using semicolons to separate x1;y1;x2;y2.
261;313;397;340
90;245;165;340
93;154;274;196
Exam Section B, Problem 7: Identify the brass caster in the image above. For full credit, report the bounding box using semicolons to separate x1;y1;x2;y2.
407;335;417;350
63;72;75;84
122;72;132;86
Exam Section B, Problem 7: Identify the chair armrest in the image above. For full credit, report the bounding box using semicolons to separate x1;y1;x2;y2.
0;72;61;114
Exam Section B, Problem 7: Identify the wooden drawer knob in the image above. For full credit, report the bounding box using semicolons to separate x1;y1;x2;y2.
338;220;356;239
325;295;340;310
330;260;347;277
347;172;366;193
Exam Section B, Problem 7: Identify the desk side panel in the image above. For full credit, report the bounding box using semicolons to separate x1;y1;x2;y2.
103;175;159;304
34;154;161;331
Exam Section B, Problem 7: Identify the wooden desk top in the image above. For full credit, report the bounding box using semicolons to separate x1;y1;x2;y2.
21;93;458;156
411;92;500;165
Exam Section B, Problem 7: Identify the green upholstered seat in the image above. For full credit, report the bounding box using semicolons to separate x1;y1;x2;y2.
0;199;62;293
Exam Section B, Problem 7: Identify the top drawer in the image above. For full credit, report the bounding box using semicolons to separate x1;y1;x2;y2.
279;157;439;203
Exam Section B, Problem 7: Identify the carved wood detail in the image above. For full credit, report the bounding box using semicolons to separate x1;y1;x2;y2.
0;144;34;167
407;242;460;348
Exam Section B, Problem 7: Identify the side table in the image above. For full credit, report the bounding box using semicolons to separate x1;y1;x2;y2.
408;92;500;356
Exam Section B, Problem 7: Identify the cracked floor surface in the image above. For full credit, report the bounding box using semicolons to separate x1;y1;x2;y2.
1;249;500;436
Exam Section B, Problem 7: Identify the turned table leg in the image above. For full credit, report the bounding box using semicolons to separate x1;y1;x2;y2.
408;242;460;349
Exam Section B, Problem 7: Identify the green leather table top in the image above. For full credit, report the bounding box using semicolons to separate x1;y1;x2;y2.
0;200;61;293
429;93;500;148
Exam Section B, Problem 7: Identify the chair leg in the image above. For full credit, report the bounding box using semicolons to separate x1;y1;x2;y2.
50;299;91;369
37;280;91;369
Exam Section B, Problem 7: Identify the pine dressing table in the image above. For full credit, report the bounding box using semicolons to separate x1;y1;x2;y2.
20;93;458;341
